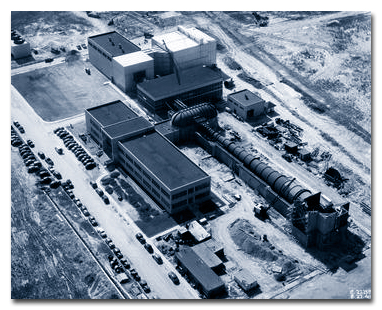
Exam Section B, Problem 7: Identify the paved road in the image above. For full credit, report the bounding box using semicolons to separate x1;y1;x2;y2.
11;84;199;299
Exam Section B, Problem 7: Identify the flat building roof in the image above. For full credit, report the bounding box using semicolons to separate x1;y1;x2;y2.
176;247;224;293
228;89;264;107
89;31;141;57
86;100;138;127
137;66;223;101
114;51;153;67
153;31;198;52
119;131;209;191
103;117;153;139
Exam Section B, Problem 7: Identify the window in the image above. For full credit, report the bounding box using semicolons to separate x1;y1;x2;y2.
152;179;160;189
161;188;170;198
143;179;151;189
173;190;187;200
188;188;194;194
195;191;209;200
195;182;209;192
152;188;160;198
123;152;133;162
142;170;151;180
134;161;142;171
172;199;187;209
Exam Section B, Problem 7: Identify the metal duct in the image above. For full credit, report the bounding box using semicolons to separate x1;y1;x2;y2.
198;124;312;204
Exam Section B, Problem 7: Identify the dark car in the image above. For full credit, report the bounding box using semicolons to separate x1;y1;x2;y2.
121;259;130;269
85;162;96;170
26;139;35;148
50;180;61;189
82;208;90;216
55;147;64;155
45;157;54;166
90;181;97;189
135;233;145;244
89;216;98;226
38;152;45;159
52;171;62;179
41;177;52;184
18;126;25;134
103;196;110;205
95;188;104;197
152;253;163;265
144;243;154;254
168;272;179;285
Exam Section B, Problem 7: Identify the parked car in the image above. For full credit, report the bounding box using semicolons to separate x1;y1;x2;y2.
103;196;110;205
120;259;130;269
50;181;61;189
90;181;97;189
168;272;180;285
152;253;163;265
95;188;104;197
26;139;35;148
82;208;90;216
144;243;154;254
89;216;98;226
135;233;145;244
38;152;45;159
52;171;62;179
55;147;64;155
45;157;54;166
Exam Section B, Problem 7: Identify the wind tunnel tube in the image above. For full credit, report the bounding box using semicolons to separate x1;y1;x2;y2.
199;124;311;204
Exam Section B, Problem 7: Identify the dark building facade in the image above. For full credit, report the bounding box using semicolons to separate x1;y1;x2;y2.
137;66;223;114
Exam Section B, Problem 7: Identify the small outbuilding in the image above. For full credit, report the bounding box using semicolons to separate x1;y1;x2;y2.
227;89;267;120
284;141;298;154
298;148;311;162
233;268;259;293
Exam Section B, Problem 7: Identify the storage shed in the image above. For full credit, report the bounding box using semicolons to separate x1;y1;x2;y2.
227;89;266;120
175;247;225;298
233;268;259;292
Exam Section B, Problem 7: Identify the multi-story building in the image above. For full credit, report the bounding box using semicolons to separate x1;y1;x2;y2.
85;100;211;214
137;65;223;114
88;31;154;92
118;131;211;214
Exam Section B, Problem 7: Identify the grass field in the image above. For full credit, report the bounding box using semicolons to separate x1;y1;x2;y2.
11;59;124;122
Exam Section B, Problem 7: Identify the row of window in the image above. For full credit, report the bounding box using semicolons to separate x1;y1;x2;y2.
195;182;210;192
88;40;112;61
120;149;171;203
90;127;101;141
195;191;209;201
172;199;187;209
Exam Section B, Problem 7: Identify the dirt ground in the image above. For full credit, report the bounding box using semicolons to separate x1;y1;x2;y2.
11;146;122;299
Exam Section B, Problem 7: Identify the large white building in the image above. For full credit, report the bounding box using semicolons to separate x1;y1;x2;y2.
88;27;217;95
152;26;216;72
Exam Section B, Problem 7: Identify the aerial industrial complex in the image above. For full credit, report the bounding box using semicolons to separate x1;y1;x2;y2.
11;11;371;300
